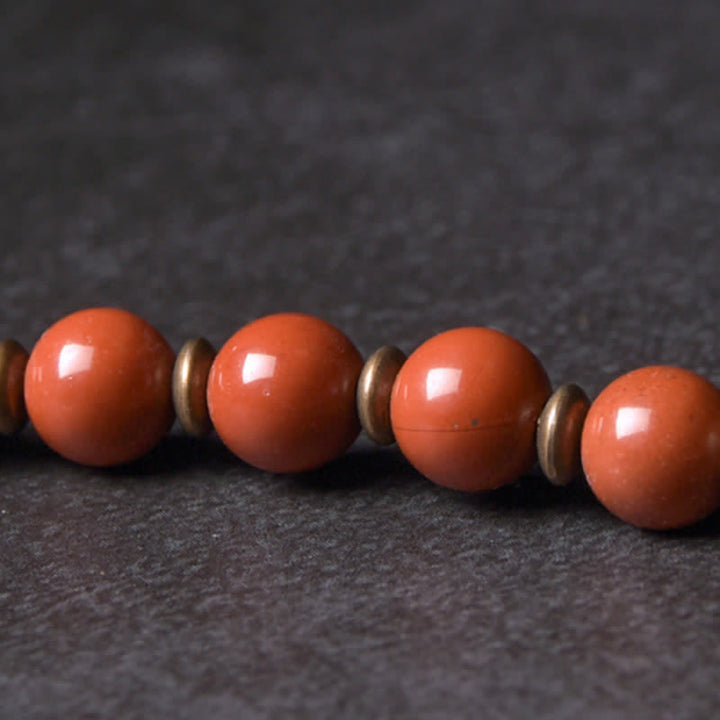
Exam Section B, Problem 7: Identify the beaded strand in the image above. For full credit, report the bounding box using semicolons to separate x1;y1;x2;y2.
3;307;720;531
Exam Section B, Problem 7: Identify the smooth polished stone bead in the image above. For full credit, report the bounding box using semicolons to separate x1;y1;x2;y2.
173;338;216;437
24;308;175;466
581;366;720;529
207;313;363;473
536;383;590;486
390;327;552;492
0;339;29;435
356;345;407;446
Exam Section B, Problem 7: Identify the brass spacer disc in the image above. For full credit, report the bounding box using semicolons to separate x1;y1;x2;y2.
356;345;406;446
0;339;29;435
173;338;216;437
537;383;591;486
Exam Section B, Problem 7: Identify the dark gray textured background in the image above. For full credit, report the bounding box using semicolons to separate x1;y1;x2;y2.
2;1;720;718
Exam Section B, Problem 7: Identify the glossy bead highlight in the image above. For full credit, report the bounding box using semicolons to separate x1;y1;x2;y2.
24;308;175;466
581;366;720;529
207;313;363;473
391;327;552;492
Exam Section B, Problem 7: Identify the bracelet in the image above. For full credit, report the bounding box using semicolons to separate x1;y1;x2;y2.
2;307;719;532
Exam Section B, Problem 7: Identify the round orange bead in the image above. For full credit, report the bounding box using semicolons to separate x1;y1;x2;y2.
391;327;552;492
581;366;720;529
207;313;363;473
24;308;175;467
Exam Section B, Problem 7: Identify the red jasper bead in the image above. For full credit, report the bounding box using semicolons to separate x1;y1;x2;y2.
391;327;552;492
581;366;720;529
207;313;363;473
24;308;175;466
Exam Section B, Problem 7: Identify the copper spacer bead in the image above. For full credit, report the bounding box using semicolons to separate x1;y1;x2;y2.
0;339;29;435
173;338;216;437
536;383;591;486
356;345;406;446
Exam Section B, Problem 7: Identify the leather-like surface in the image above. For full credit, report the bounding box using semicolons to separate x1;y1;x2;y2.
2;1;720;717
